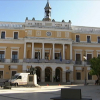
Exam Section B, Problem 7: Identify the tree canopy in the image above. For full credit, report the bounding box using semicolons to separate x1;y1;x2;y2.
90;56;100;80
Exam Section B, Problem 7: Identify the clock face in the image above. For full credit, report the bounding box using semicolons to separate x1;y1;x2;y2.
46;32;51;36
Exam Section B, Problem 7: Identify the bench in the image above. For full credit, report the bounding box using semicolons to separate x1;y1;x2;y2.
2;82;11;89
50;88;92;100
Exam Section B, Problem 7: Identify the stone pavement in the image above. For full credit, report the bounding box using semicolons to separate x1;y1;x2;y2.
0;84;100;100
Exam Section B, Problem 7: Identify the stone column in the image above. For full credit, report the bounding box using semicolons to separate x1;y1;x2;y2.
41;70;45;82
24;42;26;58
52;71;55;82
62;71;66;82
32;42;34;59
42;43;44;59
63;44;65;59
70;44;72;60
53;43;55;59
70;71;74;82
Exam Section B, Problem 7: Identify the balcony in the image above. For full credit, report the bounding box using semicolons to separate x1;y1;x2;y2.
75;60;82;65
0;58;5;62
76;39;80;42
23;59;72;64
87;40;91;43
86;60;91;65
11;59;19;63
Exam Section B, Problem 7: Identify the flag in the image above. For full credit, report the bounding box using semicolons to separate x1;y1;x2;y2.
48;50;51;60
38;51;40;61
60;52;62;61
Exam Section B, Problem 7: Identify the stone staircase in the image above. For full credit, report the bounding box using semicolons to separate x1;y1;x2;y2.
38;82;72;86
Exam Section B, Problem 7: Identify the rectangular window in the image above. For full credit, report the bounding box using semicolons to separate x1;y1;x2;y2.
0;71;3;78
98;54;100;57
87;54;92;65
55;53;60;59
45;52;49;59
88;73;92;80
76;35;80;42
98;37;100;43
12;51;18;59
12;51;18;63
75;54;81;64
11;71;17;78
76;72;81;80
35;52;40;59
0;51;5;62
14;32;18;39
87;36;91;43
1;31;5;39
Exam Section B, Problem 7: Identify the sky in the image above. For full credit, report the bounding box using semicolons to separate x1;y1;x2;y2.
0;0;100;27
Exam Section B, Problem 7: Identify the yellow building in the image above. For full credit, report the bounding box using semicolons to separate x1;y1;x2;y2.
0;1;98;84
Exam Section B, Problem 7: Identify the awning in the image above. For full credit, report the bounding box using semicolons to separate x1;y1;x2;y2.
66;70;72;73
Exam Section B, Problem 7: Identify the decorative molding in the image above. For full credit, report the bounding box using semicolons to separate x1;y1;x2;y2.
0;65;4;68
74;49;82;51
76;67;82;70
85;50;94;52
0;46;7;49
10;47;20;49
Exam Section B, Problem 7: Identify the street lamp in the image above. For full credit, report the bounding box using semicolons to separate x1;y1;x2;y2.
83;54;87;85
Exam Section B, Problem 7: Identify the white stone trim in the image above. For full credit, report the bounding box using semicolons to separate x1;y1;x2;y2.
76;67;82;70
0;65;4;68
10;47;20;49
74;49;82;51
85;50;94;52
0;46;7;49
10;65;17;69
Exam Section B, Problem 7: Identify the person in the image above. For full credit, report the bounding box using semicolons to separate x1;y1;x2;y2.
95;79;99;85
53;75;55;82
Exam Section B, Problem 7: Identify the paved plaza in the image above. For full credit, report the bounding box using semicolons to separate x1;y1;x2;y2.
0;84;100;100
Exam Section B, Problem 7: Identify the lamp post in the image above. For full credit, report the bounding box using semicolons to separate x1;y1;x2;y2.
83;54;87;85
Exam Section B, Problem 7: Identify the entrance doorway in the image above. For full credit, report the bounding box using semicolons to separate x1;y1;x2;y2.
66;72;70;82
35;67;41;82
55;67;62;82
45;67;52;82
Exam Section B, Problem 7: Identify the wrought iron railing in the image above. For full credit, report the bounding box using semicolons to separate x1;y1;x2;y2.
11;59;19;63
0;58;5;62
23;59;72;64
75;60;82;65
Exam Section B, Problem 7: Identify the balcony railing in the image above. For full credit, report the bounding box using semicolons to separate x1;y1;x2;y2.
11;59;19;63
86;60;91;65
87;40;91;43
0;58;5;62
75;60;82;65
23;59;72;64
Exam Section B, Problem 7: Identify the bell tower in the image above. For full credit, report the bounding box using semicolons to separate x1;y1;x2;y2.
43;0;51;21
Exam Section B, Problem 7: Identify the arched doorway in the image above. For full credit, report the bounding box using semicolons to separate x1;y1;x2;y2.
55;67;62;82
45;67;52;82
35;67;41;82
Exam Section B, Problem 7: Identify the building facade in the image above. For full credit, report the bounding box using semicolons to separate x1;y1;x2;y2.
0;1;99;83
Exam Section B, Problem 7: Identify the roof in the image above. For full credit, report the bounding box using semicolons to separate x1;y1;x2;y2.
44;1;51;9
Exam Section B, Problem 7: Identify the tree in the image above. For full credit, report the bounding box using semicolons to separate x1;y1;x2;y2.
89;56;100;84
